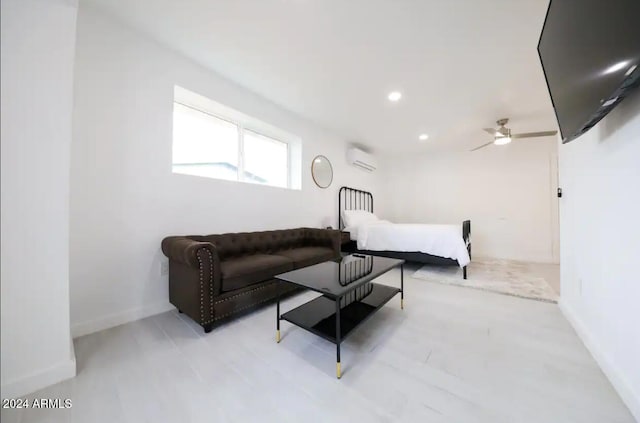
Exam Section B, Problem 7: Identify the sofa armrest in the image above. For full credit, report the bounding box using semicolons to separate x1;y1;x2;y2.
161;236;220;269
304;228;341;257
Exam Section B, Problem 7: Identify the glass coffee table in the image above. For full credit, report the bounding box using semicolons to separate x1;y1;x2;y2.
274;254;405;378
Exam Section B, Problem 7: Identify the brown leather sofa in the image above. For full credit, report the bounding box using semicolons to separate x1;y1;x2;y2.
161;228;341;332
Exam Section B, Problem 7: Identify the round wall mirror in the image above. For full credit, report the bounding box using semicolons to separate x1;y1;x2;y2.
311;155;333;188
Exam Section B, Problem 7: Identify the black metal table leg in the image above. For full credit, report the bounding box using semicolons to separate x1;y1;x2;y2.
335;297;341;379
276;285;281;343
400;263;404;309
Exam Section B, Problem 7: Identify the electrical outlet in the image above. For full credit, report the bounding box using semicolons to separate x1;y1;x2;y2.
161;261;169;276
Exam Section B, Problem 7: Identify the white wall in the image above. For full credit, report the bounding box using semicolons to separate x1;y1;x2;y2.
378;140;559;263
0;0;77;397
558;90;640;420
70;5;377;337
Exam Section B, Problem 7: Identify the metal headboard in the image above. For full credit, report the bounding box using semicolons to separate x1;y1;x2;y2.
338;186;374;230
338;255;374;286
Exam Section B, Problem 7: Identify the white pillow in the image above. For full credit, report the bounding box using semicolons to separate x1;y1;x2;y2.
342;226;358;240
343;210;378;227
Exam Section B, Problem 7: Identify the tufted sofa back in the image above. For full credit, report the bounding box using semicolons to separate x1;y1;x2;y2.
191;228;313;260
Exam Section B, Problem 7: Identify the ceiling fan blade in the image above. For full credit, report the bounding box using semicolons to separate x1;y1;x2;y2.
483;128;497;135
470;140;495;151
512;130;558;139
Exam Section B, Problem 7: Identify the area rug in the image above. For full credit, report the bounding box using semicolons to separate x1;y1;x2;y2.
412;259;558;303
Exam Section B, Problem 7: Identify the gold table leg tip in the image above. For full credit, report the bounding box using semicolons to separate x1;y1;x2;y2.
276;330;281;343
336;362;341;379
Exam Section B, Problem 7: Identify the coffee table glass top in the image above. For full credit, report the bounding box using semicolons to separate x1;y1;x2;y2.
275;254;404;298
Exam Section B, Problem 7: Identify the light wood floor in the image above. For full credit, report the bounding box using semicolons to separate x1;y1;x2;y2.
2;264;633;423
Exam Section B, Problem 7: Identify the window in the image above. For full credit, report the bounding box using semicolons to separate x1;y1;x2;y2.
172;103;239;181
172;86;300;189
243;130;288;188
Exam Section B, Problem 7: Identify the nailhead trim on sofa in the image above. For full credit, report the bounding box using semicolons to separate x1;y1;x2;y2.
197;249;204;323
202;283;286;325
196;248;214;325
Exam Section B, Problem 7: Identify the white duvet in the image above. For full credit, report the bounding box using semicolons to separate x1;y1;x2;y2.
352;220;471;268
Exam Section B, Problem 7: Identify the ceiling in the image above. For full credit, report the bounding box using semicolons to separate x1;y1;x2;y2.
84;0;558;154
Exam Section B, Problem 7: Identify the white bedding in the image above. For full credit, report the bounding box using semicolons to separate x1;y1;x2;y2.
354;220;471;268
343;225;359;241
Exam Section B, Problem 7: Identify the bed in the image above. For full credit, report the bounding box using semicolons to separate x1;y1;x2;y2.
338;186;471;279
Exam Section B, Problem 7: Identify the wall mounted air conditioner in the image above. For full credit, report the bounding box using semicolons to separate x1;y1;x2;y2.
347;147;377;172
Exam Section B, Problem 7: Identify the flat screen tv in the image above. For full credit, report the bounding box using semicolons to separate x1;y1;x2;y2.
538;0;640;143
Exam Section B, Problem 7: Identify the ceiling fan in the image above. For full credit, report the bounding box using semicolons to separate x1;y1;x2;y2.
471;118;558;151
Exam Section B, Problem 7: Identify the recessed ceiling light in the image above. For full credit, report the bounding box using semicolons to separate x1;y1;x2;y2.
419;134;429;141
388;91;402;102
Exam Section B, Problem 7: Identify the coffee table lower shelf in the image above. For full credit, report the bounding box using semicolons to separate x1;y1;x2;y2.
280;283;400;345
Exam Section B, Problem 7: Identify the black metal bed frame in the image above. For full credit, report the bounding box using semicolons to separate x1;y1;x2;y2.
338;186;471;279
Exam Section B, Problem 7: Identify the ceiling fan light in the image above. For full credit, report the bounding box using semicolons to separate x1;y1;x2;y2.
494;136;512;145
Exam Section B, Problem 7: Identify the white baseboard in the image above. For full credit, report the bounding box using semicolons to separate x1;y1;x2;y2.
559;299;640;421
1;354;76;398
71;301;174;338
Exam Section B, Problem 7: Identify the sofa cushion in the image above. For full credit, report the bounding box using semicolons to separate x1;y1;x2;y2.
221;254;294;292
274;247;335;269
